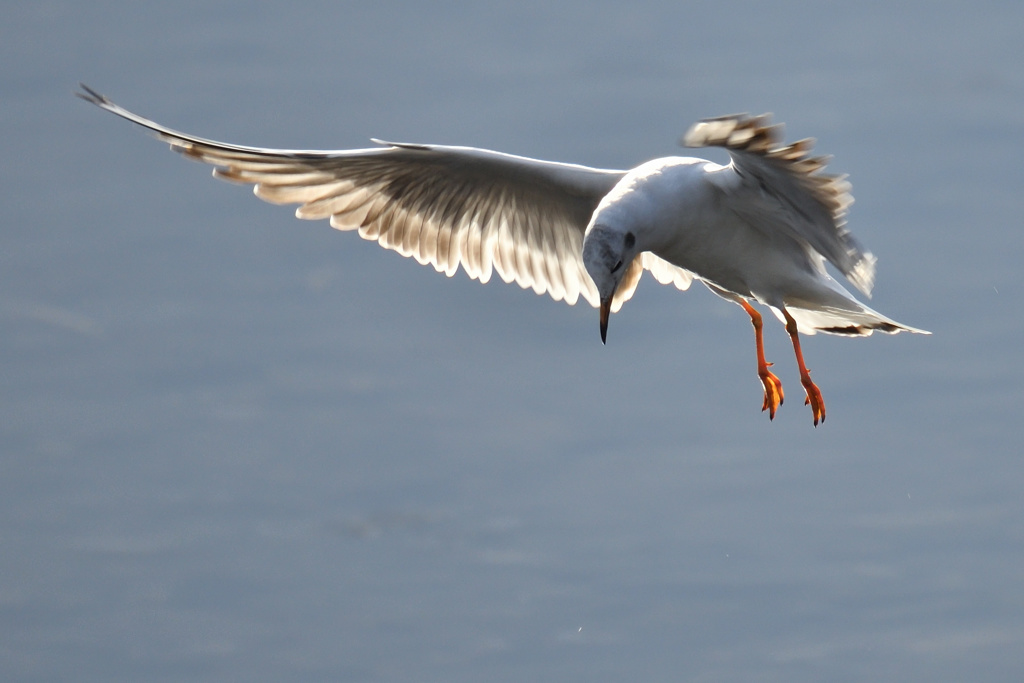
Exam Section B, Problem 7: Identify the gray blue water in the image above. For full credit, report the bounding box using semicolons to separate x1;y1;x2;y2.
4;2;1023;681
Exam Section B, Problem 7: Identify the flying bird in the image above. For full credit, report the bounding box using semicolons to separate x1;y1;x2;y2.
77;85;928;425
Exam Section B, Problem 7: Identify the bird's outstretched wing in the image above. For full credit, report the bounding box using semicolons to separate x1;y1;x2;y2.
78;85;644;308
683;114;875;296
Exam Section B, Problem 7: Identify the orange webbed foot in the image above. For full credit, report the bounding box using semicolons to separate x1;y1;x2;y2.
781;308;826;427
739;300;786;421
758;362;785;420
799;371;826;426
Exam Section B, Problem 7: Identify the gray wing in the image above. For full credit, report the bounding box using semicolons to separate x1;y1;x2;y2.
78;85;628;307
683;114;875;296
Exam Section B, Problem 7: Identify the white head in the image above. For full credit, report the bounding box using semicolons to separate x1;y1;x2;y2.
582;225;638;344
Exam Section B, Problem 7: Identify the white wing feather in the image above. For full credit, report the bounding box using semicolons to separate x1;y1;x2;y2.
683;114;875;296
79;86;696;311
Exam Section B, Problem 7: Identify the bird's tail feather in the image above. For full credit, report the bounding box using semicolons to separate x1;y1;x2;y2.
774;303;929;336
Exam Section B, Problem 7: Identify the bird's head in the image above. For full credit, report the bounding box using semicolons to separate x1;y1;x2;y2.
582;225;638;344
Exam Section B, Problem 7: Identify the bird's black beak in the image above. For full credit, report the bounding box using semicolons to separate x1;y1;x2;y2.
599;298;611;344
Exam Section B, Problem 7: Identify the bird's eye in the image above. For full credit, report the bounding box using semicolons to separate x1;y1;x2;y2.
611;260;623;273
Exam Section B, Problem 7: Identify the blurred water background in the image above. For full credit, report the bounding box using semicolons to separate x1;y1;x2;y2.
3;2;1023;681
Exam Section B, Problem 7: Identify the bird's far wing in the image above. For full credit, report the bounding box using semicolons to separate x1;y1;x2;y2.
640;252;694;291
78;85;627;308
682;114;875;296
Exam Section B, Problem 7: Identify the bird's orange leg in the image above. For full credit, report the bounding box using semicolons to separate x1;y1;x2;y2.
739;300;784;420
782;308;826;426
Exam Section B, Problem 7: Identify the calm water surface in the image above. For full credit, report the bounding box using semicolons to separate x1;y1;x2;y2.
3;2;1023;681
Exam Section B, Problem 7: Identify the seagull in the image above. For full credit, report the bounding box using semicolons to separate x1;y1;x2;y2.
77;85;928;425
